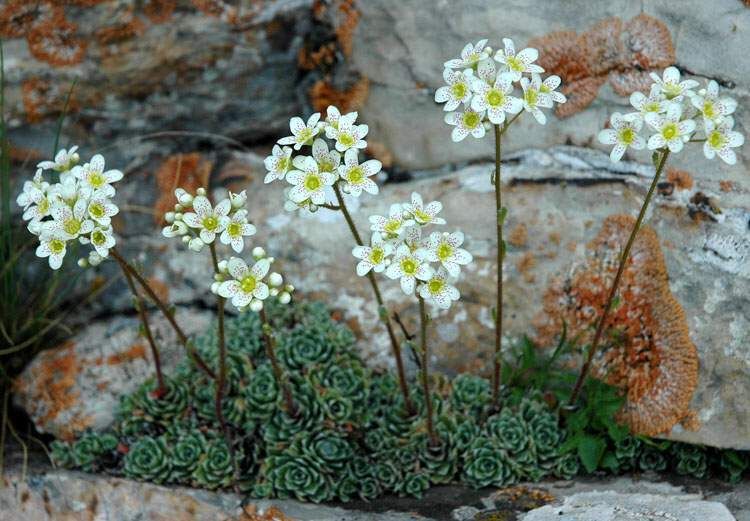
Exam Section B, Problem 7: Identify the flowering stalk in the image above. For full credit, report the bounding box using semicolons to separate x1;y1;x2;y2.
417;295;439;447
492;123;504;408
115;255;166;397
332;184;415;415
259;308;297;417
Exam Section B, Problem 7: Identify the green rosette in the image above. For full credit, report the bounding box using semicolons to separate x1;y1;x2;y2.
639;446;668;472
346;455;374;480
614;436;642;472
73;432;118;472
364;426;398;453
50;440;75;469
397;471;430;499
358;477;382;500
123;436;171;484
335;475;360;502
450;373;491;416
294;430;354;471
141;377;190;424
243;363;280;422
318;390;356;426
277;324;336;372
115;391;157;437
265;454;332;503
554;452;580;480
193;438;237;490
486;409;529;455
719;450;748;484
415;430;458;484
673;443;708;479
454;416;482;453
528;410;563;462
461;437;516;489
373;459;402;492
169;431;206;483
262;380;322;450
316;361;370;408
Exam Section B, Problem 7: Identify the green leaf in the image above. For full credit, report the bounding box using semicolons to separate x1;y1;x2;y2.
559;433;581;454
567;409;589;433
498;207;509;225
607;422;630;443
577;435;606;473
652;151;661;167
601;451;620;472
500;240;507;261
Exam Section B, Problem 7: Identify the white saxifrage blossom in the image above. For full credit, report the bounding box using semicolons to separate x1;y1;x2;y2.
703;117;744;165
418;268;460;310
48;199;94;240
370;203;414;239
690;80;737;130
73;154;123;197
649;66;699;101
352;232;393;276
311;138;341;174
338;149;381;196
629;85;668;119
435;69;474;112
403;192;446;226
645;103;696;153
264;145;293;184
182;195;230;244
445;108;486;142
326;112;368;152
217;257;270;309
470;73;522;125
386;243;433;295
494;38;544;82
36;233;69;270
286;156;336;205
86;194;119;227
520;74;553;125
37;146;79;172
80;227;116;257
220;209;257;253
278;113;322;150
443;39;490;70
425;231;473;277
597;112;646;162
538;75;567;106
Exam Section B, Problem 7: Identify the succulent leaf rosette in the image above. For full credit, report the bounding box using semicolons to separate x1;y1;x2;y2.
193;438;238;490
123;436;172;484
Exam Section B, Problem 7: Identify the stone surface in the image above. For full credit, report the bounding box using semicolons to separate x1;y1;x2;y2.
12;308;212;441
521;491;735;521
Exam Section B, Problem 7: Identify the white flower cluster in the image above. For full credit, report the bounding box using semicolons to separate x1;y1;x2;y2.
161;188;255;253
437;39;566;142
355;192;473;310
598;67;744;164
212;247;294;312
263;106;383;212
17;147;121;269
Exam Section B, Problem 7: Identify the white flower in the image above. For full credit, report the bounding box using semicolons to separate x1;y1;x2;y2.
229;190;247;209
286;156;336;205
19;185;54;223
370;203;414;239
264;145;293;183
597;112;646;162
324;105;342;130
539;75;567;106
385;244;432;295
435;69;474;112
162;221;188;238
36;233;68;270
220;209;256;253
175;188;193;206
520;74;553;124
418;268;460;310
47;199;94;240
338;149;381;196
403;192;445;226
690;80;737;130
645;104;696;153
403;224;423;250
74;154;123;197
444;39;490;70
86;195;119;227
494;38;543;82
425;231;472;277
326;112;368;152
649;66;699;101
470;73;522;125
37;146;79;172
703;117;744;165
16;169;46;209
311;138;341;174
444;108;486;142
629;85;668;118
182;195;230;244
80;227;116;257
352;232;393;276
278;113;322;150
218;257;271;309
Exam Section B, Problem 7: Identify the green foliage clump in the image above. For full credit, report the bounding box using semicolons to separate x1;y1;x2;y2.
50;299;749;500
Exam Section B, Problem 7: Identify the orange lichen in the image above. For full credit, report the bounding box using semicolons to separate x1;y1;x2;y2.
21;78;80;124
27;14;87;67
154;153;213;224
239;504;294;521
309;75;370;113
516;252;536;284
143;0;176;23
298;42;337;70
665;167;694;191
95;16;145;46
508;223;529;248
0;0;60;38
105;344;147;366
334;0;360;58
719;180;735;192
529;14;674;118
535;215;698;436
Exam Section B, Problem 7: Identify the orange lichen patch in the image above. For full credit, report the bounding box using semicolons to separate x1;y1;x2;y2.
516;252;536;284
579;17;624;76
719;180;735;192
298;42;337;70
556;76;606;119
508;223;529;248
334;0;360;58
535;215;698;436
666;167;694;191
0;0;60;38
143;0;176;23
12;341;92;441
191;0;237;21
27;14;87;67
366;140;394;169
622;14;675;70
239;504;294;521
609;70;653;97
106;344;147;366
309;75;370;113
153;153;212;224
95;16;145;46
21;77;80;124
530;31;590;84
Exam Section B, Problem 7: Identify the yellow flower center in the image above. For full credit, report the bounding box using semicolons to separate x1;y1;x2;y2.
370;247;384;265
524;89;538;107
347;166;364;184
708;130;725;149
227;222;242;237
661;123;678;140
507;56;524;72
278;156;290;172
663;83;681;99
384;219;401;234
703;101;715;119
451;82;467;100
49;239;65;254
298;127;313;144
401;258;417;275
644;102;661;113
414;209;431;223
318;158;334;172
38;198;49;214
202;215;219;231
63;217;81;236
90;203;105;218
487;89;505;107
619;127;635;145
428;278;444;294
540;84;551;93
89;172;105;188
338;133;355;148
304;174;321;191
462;111;481;129
437;242;453;261
240;275;257;294
92;230;106;245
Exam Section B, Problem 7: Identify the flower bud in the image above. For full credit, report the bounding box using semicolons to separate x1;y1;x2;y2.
269;272;283;287
88;252;103;266
188;237;205;252
217;259;228;273
279;292;291;304
165;212;175;224
270;288;279;297
285;284;295;293
252;246;266;259
174;203;182;212
229;190;247;209
249;299;264;312
178;194;194;206
27;221;42;235
211;281;221;294
77;258;88;268
182;235;191;244
196;187;207;196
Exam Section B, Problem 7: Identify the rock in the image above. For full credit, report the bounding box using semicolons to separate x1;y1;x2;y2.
12;308;213;441
521;491;736;521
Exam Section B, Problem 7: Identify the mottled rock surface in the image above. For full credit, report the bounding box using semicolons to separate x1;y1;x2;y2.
13;308;212;441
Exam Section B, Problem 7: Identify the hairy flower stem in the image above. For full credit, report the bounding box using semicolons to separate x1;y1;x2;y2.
115;257;166;396
418;296;439;447
568;148;671;406
110;248;215;380
332;184;416;416
259;309;297;417
491;123;504;410
208;243;235;477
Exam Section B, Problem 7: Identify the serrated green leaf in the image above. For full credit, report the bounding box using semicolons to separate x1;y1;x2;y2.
577;435;606;473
